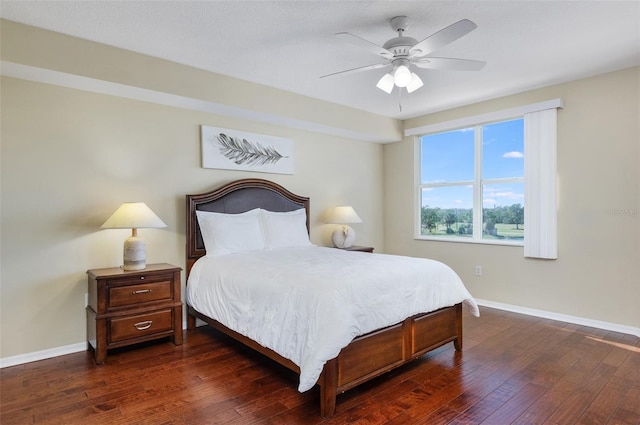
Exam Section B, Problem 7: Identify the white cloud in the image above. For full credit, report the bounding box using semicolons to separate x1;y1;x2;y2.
490;191;524;200
422;196;440;205
503;151;524;158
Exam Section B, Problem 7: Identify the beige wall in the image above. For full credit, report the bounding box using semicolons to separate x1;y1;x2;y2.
0;22;388;359
384;66;640;330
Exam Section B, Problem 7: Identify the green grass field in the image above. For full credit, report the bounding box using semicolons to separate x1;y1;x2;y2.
487;223;524;240
422;222;523;240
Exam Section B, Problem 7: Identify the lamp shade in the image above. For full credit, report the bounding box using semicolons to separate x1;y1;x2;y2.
325;206;362;224
101;202;167;230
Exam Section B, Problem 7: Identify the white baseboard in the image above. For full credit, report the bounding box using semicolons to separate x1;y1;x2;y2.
2;303;637;369
0;319;207;369
0;342;87;369
475;299;640;337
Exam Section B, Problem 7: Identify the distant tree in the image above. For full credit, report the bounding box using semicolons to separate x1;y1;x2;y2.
458;208;472;223
504;203;524;230
421;207;440;233
485;219;496;235
484;208;501;225
443;210;457;234
458;223;472;235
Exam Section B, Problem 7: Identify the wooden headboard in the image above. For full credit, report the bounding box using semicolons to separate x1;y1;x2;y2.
185;178;310;273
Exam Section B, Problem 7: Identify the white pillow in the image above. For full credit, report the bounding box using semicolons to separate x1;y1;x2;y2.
196;209;264;256
260;208;312;249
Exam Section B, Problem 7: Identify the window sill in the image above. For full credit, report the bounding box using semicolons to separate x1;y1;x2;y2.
414;236;523;247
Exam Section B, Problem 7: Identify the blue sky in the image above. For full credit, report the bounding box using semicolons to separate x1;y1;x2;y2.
421;118;524;209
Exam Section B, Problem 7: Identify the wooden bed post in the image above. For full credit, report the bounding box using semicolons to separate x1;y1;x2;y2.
454;302;463;351
319;358;338;417
187;312;196;330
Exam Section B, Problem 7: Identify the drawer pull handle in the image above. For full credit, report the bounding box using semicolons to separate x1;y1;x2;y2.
134;321;153;331
132;289;152;295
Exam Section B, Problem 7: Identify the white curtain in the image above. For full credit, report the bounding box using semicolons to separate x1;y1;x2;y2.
524;108;558;259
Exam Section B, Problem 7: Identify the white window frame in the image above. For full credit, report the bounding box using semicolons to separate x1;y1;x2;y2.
407;99;563;254
416;120;525;246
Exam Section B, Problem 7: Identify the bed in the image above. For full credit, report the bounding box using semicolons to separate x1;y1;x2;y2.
185;178;478;417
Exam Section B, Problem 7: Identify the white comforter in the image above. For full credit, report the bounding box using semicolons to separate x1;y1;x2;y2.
186;246;479;392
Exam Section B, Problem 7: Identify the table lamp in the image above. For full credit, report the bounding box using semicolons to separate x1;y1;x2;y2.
326;206;362;248
101;202;167;271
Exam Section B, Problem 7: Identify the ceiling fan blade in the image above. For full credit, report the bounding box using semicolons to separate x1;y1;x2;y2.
414;57;486;71
320;63;389;79
409;19;477;58
335;32;394;60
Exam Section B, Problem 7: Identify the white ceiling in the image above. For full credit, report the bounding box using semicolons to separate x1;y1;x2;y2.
1;1;639;120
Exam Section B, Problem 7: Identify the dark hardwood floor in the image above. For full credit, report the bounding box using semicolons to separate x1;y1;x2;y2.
2;306;639;424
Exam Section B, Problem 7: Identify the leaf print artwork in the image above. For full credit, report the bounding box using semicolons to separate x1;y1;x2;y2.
201;125;294;175
214;133;288;166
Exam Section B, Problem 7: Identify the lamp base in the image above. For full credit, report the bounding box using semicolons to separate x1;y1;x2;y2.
332;225;356;249
123;236;146;271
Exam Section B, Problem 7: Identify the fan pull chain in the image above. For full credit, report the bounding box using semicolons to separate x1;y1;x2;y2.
398;87;403;112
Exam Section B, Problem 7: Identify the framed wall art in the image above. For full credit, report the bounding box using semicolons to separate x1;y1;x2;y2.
201;125;295;175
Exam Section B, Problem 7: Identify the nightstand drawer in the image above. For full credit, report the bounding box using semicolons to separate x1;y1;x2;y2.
108;279;172;308
109;309;173;343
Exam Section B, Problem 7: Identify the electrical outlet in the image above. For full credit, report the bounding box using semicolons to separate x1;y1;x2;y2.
475;265;482;276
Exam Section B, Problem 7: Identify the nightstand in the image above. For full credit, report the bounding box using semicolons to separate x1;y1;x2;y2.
86;263;183;364
340;245;374;253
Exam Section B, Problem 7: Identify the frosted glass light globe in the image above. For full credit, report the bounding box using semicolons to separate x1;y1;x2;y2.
394;65;412;87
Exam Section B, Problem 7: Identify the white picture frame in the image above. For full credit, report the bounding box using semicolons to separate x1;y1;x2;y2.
201;125;295;175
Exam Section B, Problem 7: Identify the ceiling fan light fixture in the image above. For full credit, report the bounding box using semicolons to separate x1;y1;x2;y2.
327;16;484;101
376;73;395;94
406;72;424;93
393;64;412;87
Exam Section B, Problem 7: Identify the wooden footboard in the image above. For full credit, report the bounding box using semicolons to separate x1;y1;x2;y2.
189;303;463;417
318;303;462;417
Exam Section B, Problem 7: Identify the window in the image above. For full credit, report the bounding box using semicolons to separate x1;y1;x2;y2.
418;118;525;245
409;99;561;257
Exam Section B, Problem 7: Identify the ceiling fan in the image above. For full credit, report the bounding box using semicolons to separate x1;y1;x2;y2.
321;16;486;94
